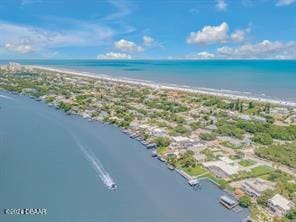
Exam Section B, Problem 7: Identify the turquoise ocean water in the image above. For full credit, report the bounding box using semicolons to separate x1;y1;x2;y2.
2;59;296;102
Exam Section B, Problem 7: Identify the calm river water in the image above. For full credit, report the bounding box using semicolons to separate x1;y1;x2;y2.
0;91;248;222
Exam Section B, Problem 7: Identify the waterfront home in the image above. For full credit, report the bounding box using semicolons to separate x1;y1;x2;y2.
138;124;150;130
150;128;167;137
202;157;240;179
171;136;194;149
219;195;238;209
241;178;275;198
267;194;295;217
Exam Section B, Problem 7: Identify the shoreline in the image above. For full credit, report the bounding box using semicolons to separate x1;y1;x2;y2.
0;89;227;191
0;91;249;221
27;65;296;107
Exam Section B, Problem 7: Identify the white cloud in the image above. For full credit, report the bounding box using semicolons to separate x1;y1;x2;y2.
114;39;144;52
216;0;228;11
97;52;131;59
276;0;296;6
187;22;251;45
104;0;132;21
186;51;215;60
143;36;154;46
187;22;229;44
0;21;114;55
5;42;34;54
217;40;296;59
231;30;246;42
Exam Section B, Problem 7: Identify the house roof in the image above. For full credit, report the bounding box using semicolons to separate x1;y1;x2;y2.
243;178;275;194
269;194;294;211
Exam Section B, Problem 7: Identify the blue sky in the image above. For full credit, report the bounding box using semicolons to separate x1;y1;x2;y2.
0;0;296;59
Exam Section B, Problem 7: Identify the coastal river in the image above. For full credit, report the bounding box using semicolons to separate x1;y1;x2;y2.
0;91;248;222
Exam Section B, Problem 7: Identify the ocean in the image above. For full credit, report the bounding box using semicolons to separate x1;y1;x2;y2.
2;59;296;102
0;92;249;222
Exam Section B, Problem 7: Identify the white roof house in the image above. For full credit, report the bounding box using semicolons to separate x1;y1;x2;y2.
151;128;167;137
241;178;275;198
172;136;192;143
219;156;235;164
202;159;240;179
238;114;252;121
268;194;295;217
171;136;195;149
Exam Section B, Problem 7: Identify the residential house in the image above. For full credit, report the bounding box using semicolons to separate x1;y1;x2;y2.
268;194;295;217
241;178;275;198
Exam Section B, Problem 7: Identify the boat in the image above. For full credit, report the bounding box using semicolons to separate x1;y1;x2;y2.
108;183;117;191
167;164;175;170
188;179;199;186
158;156;166;162
219;195;238;209
152;150;157;157
241;217;252;222
146;143;157;149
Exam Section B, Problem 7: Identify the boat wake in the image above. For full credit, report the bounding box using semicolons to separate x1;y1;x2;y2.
0;94;16;101
75;140;117;191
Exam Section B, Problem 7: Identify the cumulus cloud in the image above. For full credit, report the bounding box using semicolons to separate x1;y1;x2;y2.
216;0;228;11
217;40;296;59
0;21;114;55
276;0;296;6
231;29;246;42
187;22;229;44
114;39;144;52
186;51;215;60
5;42;34;54
187;22;251;45
143;36;154;46
97;52;131;59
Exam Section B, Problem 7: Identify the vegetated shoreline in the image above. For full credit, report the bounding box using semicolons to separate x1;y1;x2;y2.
27;65;296;108
0;89;230;192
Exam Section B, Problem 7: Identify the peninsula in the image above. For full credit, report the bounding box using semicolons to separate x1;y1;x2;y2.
1;63;296;222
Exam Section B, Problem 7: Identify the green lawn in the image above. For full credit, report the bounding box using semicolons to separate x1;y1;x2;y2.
221;141;243;149
156;146;168;155
231;165;274;182
251;165;274;177
239;159;257;167
182;165;207;177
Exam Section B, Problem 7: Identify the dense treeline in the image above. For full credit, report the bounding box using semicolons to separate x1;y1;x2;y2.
235;120;296;142
255;143;296;168
145;98;188;113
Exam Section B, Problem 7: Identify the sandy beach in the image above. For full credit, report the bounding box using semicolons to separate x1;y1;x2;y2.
27;65;296;108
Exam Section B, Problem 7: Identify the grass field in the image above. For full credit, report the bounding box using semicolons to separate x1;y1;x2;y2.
182;165;207;177
251;165;274;177
239;159;257;167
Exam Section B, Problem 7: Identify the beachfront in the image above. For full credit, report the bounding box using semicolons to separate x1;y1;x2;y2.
27;65;296;108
